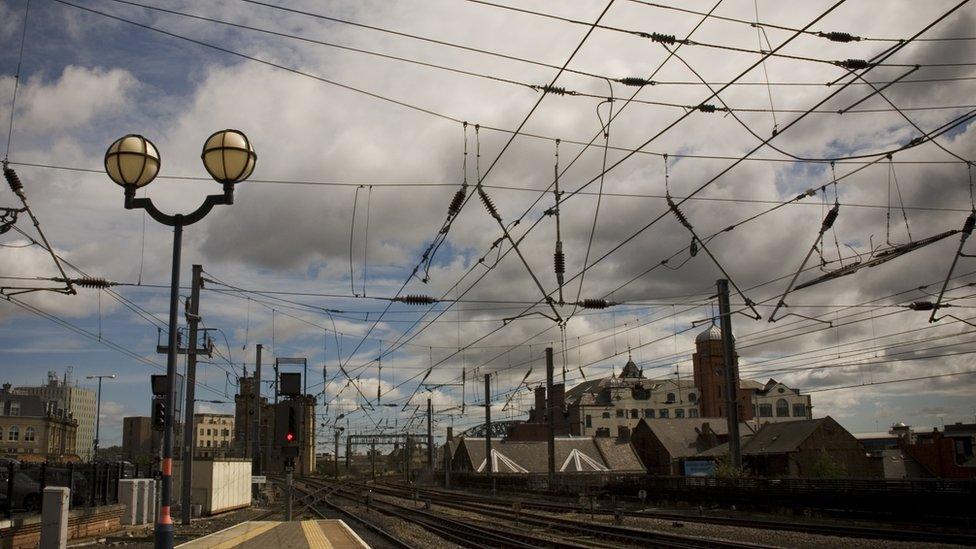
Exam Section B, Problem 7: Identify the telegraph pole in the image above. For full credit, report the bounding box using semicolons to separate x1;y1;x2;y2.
484;373;492;480
426;398;433;471
180;264;203;526
545;347;556;485
334;430;340;481
370;439;376;481
717;279;742;469
252;345;263;481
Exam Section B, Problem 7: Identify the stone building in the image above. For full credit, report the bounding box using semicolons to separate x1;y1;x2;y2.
13;370;96;461
194;413;234;458
561;325;813;438
566;358;700;438
0;383;78;461
122;416;157;462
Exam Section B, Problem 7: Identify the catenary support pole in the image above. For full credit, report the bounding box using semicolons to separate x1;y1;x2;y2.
545;347;556;485
427;398;433;471
484;374;492;482
180;264;202;526
334;431;340;481
155;221;182;549
717;279;742;469
252;345;262;487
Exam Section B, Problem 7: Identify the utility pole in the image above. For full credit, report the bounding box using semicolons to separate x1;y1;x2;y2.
404;436;411;483
426;398;433;471
180;264;203;526
484;373;492;481
334;430;340;481
370;439;376;481
252;345;263;485
717;279;742;469
545;347;556;485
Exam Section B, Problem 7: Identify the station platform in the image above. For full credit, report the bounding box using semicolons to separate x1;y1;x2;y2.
176;519;370;549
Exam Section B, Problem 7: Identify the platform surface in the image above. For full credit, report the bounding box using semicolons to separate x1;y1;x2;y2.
176;519;370;549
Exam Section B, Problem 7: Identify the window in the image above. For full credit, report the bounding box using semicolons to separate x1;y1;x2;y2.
776;399;789;417
9;402;19;416
222;429;230;436
629;409;639;419
759;404;773;417
199;428;205;435
688;408;699;418
644;409;654;418
585;415;592;428
659;409;669;419
206;440;211;447
206;429;212;436
688;393;697;403
616;409;624;418
24;427;35;442
675;409;685;418
8;426;18;441
666;393;675;404
792;403;806;417
601;412;611;419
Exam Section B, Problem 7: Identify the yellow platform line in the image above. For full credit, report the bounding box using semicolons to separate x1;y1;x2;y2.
182;521;280;549
302;520;334;549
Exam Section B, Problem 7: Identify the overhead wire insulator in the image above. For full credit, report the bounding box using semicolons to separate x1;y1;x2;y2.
667;196;694;231
819;31;860;42
554;246;565;277
394;295;437;305
689;237;699;257
478;186;502;221
578;298;614;309
648;32;677;45
822;204;840;231
617;77;654;87
534;84;574;96
71;277;114;289
447;186;466;217
907;301;939;311
3;165;24;197
836;59;870;70
696;104;718;113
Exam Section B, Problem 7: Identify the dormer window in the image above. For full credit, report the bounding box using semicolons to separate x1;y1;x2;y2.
666;393;675;403
688;393;697;403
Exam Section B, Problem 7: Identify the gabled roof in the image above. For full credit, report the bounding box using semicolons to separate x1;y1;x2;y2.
458;437;624;473
742;418;827;454
593;437;646;472
635;418;754;459
565;379;604;403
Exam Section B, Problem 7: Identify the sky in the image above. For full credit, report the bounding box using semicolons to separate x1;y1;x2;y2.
0;0;974;449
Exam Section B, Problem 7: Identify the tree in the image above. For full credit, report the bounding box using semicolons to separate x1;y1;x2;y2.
810;449;847;478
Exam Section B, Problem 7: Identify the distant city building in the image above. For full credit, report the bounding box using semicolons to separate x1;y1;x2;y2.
194;413;234;457
0;383;78;461
744;379;812;426
13;369;96;461
233;375;316;475
122;416;156;462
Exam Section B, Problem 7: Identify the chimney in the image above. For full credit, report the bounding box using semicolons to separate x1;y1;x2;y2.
446;426;454;442
551;383;565;415
534;386;547;422
617;425;631;442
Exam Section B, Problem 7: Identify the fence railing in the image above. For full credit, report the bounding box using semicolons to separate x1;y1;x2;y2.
1;461;152;517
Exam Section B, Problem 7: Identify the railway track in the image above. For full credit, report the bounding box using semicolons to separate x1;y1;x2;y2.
299;477;771;549
271;477;412;548
368;480;976;546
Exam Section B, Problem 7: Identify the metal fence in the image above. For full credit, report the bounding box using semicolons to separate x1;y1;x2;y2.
0;461;151;517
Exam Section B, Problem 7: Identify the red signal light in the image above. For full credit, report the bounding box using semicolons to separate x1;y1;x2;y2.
286;433;295;442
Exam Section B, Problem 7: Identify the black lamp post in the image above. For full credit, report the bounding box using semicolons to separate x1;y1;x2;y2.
86;374;116;462
104;130;255;549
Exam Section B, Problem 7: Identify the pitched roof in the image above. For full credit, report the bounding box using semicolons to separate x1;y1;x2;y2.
741;418;826;454
458;437;622;473
593;437;645;472
636;418;753;458
565;379;604;403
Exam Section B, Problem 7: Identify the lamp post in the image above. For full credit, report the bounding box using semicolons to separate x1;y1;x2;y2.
86;374;116;462
104;130;255;549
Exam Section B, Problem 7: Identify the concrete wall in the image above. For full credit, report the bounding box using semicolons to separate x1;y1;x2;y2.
173;458;251;516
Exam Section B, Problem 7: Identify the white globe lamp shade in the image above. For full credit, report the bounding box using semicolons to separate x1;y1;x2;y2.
201;129;256;184
104;134;160;187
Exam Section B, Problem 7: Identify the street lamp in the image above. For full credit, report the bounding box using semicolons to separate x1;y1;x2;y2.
104;130;255;549
86;374;116;462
